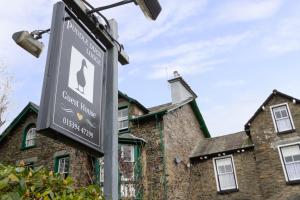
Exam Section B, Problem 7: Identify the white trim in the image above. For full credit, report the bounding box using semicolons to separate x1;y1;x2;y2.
212;155;238;192
270;103;295;133
277;142;300;182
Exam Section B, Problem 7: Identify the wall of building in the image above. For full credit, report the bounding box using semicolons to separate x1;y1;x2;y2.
131;118;166;200
0;111;95;187
189;151;262;200
249;95;300;199
163;103;205;200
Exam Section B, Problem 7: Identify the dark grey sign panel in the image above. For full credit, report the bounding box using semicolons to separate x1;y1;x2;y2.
37;2;106;154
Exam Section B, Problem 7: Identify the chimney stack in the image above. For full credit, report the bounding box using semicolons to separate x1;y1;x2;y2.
168;71;197;104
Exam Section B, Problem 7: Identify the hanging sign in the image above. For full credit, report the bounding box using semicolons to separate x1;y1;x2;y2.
37;2;106;155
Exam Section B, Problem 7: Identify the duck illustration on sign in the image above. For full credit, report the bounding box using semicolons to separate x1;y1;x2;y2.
68;46;95;103
76;59;87;94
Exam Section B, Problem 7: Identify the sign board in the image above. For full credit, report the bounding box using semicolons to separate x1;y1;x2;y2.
37;2;106;155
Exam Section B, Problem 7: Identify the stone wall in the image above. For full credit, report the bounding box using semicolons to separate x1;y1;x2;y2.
189;151;262;200
131;117;166;200
249;95;300;199
0;111;95;187
163;103;205;200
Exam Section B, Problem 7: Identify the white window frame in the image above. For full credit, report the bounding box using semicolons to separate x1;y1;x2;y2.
25;127;36;147
213;155;238;192
118;107;129;131
58;156;70;175
270;103;295;133
278;142;300;183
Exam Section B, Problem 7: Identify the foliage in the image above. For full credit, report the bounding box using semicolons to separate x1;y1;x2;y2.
0;162;104;200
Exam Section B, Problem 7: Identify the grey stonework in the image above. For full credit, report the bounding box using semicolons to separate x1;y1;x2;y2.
2;89;300;200
249;95;300;200
0;111;95;187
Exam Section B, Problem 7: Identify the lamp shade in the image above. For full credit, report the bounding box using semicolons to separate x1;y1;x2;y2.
135;0;162;20
12;31;44;58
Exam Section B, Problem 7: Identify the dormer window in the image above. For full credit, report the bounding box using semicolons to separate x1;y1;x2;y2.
270;103;295;133
118;107;129;131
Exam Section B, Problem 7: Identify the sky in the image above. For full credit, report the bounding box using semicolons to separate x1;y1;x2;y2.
0;0;300;137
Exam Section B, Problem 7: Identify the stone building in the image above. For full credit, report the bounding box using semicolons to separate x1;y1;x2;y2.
2;69;300;200
0;72;210;199
189;90;300;200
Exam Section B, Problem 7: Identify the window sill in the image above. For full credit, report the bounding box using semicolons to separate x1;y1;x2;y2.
277;129;296;135
119;128;129;133
217;188;239;194
21;145;36;151
286;179;300;185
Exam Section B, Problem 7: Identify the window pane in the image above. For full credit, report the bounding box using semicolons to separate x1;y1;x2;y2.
121;184;135;197
218;166;225;174
225;164;233;173
294;155;300;162
281;110;288;118
281;145;300;157
99;157;104;183
285;156;293;163
219;173;236;190
276;118;292;132
274;111;282;119
286;162;300;181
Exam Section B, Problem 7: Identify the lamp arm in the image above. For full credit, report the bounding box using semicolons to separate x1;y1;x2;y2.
87;0;135;14
31;29;51;40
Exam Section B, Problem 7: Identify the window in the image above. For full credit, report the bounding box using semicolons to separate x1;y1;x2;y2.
119;144;136;198
213;156;238;192
271;104;294;133
21;124;37;149
99;157;104;184
118;107;129;131
25;128;36;147
278;144;300;183
55;156;70;178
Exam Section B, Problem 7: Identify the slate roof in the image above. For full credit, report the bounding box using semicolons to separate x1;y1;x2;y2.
118;91;149;113
190;131;254;159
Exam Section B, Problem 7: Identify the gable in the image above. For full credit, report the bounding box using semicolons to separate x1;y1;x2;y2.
245;90;300;134
0;102;38;143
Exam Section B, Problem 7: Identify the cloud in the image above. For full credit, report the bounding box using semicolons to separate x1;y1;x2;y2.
213;0;281;23
262;17;300;54
129;31;253;79
214;80;246;88
116;0;208;43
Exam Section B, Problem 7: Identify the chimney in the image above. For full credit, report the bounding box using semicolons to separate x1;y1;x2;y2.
168;71;197;104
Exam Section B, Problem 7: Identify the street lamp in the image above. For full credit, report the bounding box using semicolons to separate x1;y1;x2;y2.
88;0;162;20
12;30;49;58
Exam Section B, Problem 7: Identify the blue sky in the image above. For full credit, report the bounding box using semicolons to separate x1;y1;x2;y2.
0;0;300;136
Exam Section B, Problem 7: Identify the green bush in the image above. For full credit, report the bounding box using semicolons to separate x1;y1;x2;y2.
0;162;104;200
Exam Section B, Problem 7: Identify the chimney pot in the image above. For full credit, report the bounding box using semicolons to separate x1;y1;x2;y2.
173;71;180;78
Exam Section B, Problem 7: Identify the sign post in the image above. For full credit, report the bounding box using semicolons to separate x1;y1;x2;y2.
37;2;121;198
102;19;119;200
